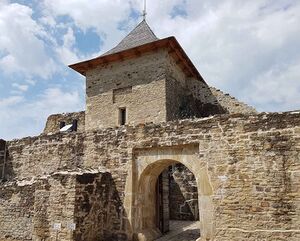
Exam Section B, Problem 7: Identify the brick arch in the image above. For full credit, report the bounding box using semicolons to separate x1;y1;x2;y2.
124;144;215;241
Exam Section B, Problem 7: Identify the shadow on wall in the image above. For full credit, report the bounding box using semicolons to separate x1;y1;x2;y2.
178;93;227;119
74;172;130;241
0;140;16;182
166;77;228;121
3;153;16;182
169;164;199;221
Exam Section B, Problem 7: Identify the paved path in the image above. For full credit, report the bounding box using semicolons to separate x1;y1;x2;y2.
155;220;200;241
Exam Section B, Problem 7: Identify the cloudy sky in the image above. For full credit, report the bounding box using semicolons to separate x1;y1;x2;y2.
0;0;299;140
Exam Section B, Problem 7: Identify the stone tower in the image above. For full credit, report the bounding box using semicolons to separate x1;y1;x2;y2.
70;20;226;131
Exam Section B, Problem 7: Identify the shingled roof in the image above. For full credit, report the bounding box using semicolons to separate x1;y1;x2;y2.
69;20;204;81
103;20;159;56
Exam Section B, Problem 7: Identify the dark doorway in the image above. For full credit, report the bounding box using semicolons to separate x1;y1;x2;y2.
155;164;199;236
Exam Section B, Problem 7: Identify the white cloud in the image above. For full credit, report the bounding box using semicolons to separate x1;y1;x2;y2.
25;79;36;85
0;2;58;78
245;62;300;111
138;0;300;112
38;14;56;27
12;83;29;92
55;27;81;64
0;95;23;106
42;0;134;53
0;87;83;140
32;87;82;114
44;0;130;30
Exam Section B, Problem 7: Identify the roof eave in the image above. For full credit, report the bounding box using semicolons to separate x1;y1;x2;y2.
69;37;205;82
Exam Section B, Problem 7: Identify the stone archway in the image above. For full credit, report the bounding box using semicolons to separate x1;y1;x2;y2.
124;144;215;241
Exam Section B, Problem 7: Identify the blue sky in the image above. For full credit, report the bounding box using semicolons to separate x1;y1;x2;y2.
0;0;299;140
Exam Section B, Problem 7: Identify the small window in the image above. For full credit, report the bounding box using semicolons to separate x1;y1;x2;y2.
60;124;73;132
60;121;66;129
119;108;126;126
72;119;78;131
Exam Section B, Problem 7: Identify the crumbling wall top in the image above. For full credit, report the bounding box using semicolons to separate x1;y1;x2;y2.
43;111;85;135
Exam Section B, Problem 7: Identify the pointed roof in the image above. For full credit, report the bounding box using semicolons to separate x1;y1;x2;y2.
103;20;159;56
69;21;205;82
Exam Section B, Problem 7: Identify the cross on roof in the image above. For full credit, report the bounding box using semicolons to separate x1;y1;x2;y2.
142;0;147;20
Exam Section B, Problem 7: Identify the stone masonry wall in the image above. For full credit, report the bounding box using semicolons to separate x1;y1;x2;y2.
34;173;77;241
209;87;257;114
0;172;125;241
158;169;170;234
165;76;225;120
0;174;77;241
84;49;256;131
85;50;169;130
165;53;256;118
169;164;198;221
0;182;35;240
74;172;127;241
43;111;85;134
1;112;300;240
3;134;86;181
165;54;226;120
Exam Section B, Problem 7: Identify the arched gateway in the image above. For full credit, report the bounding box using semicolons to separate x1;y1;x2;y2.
124;144;215;241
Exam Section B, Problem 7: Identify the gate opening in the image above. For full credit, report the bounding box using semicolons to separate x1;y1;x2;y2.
131;145;214;241
155;163;200;240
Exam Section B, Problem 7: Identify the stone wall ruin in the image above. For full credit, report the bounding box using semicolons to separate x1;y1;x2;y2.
0;112;299;240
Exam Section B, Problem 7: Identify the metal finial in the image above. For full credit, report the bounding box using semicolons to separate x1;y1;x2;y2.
142;0;147;20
